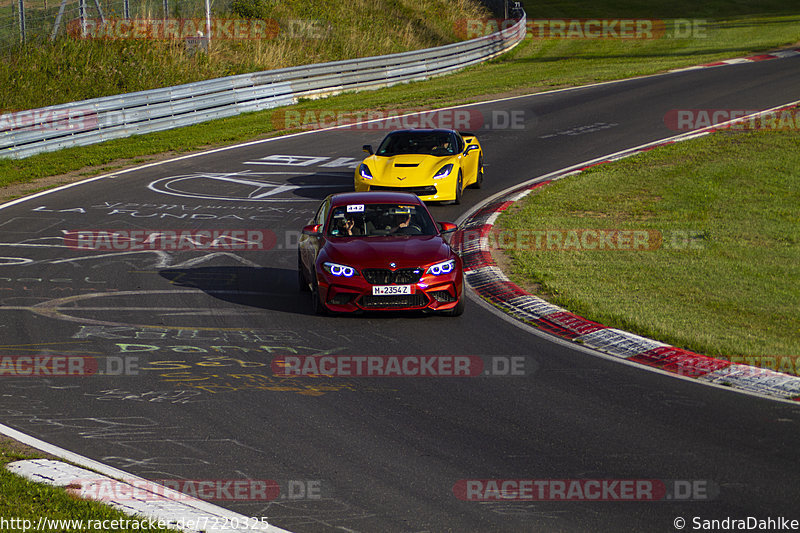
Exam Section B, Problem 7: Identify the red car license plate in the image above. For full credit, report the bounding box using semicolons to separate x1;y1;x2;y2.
372;285;413;295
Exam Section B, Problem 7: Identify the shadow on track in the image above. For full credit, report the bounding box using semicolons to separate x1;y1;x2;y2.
159;266;440;319
160;266;312;314
285;172;353;201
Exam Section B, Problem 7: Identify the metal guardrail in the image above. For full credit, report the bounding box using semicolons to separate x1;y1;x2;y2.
0;14;526;159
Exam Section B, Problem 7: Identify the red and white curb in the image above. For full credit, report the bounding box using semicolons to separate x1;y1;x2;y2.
669;48;800;72
452;105;800;403
1;425;291;533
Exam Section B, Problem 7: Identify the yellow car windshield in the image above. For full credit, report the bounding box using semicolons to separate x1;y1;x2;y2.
376;131;457;156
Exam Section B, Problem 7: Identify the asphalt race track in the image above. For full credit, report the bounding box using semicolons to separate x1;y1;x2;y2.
1;57;799;532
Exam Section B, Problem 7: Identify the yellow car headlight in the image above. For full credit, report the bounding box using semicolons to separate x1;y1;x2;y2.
359;164;373;180
433;163;454;180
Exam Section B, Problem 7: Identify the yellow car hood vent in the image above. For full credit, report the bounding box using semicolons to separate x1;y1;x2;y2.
394;163;420;167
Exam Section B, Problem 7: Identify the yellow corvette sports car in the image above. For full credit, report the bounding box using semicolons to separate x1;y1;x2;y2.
354;129;483;204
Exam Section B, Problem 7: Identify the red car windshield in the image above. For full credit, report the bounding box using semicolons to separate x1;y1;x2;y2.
328;203;437;237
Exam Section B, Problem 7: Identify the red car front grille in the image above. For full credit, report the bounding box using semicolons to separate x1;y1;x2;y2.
362;268;423;285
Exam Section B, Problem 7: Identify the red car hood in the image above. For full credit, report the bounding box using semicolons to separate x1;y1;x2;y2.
322;236;453;269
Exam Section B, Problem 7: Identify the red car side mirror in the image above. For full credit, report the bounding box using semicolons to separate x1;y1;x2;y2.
302;224;323;236
439;222;458;234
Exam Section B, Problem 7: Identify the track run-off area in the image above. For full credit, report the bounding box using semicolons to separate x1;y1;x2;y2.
1;54;799;532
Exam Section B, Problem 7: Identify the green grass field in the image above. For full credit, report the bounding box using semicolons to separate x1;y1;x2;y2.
496;125;800;359
0;0;489;110
0;437;176;532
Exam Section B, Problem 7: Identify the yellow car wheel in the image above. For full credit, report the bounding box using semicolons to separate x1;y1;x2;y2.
472;155;484;189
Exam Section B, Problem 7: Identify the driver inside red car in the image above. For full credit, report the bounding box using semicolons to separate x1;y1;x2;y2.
338;216;361;236
389;212;412;234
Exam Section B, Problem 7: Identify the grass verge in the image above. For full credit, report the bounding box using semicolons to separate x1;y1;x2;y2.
1;1;799;199
0;436;176;532
0;0;489;109
495;123;800;359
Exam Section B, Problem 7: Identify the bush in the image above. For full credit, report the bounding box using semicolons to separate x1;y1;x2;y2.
230;0;273;19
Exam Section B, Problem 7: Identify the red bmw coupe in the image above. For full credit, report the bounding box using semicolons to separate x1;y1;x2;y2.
298;192;464;315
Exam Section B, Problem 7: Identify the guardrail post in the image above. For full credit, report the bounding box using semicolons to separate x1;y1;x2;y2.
50;0;68;40
18;0;26;44
205;0;211;44
92;0;105;24
79;0;86;37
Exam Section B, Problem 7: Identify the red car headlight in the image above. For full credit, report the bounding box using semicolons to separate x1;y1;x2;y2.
323;262;359;277
426;259;456;276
